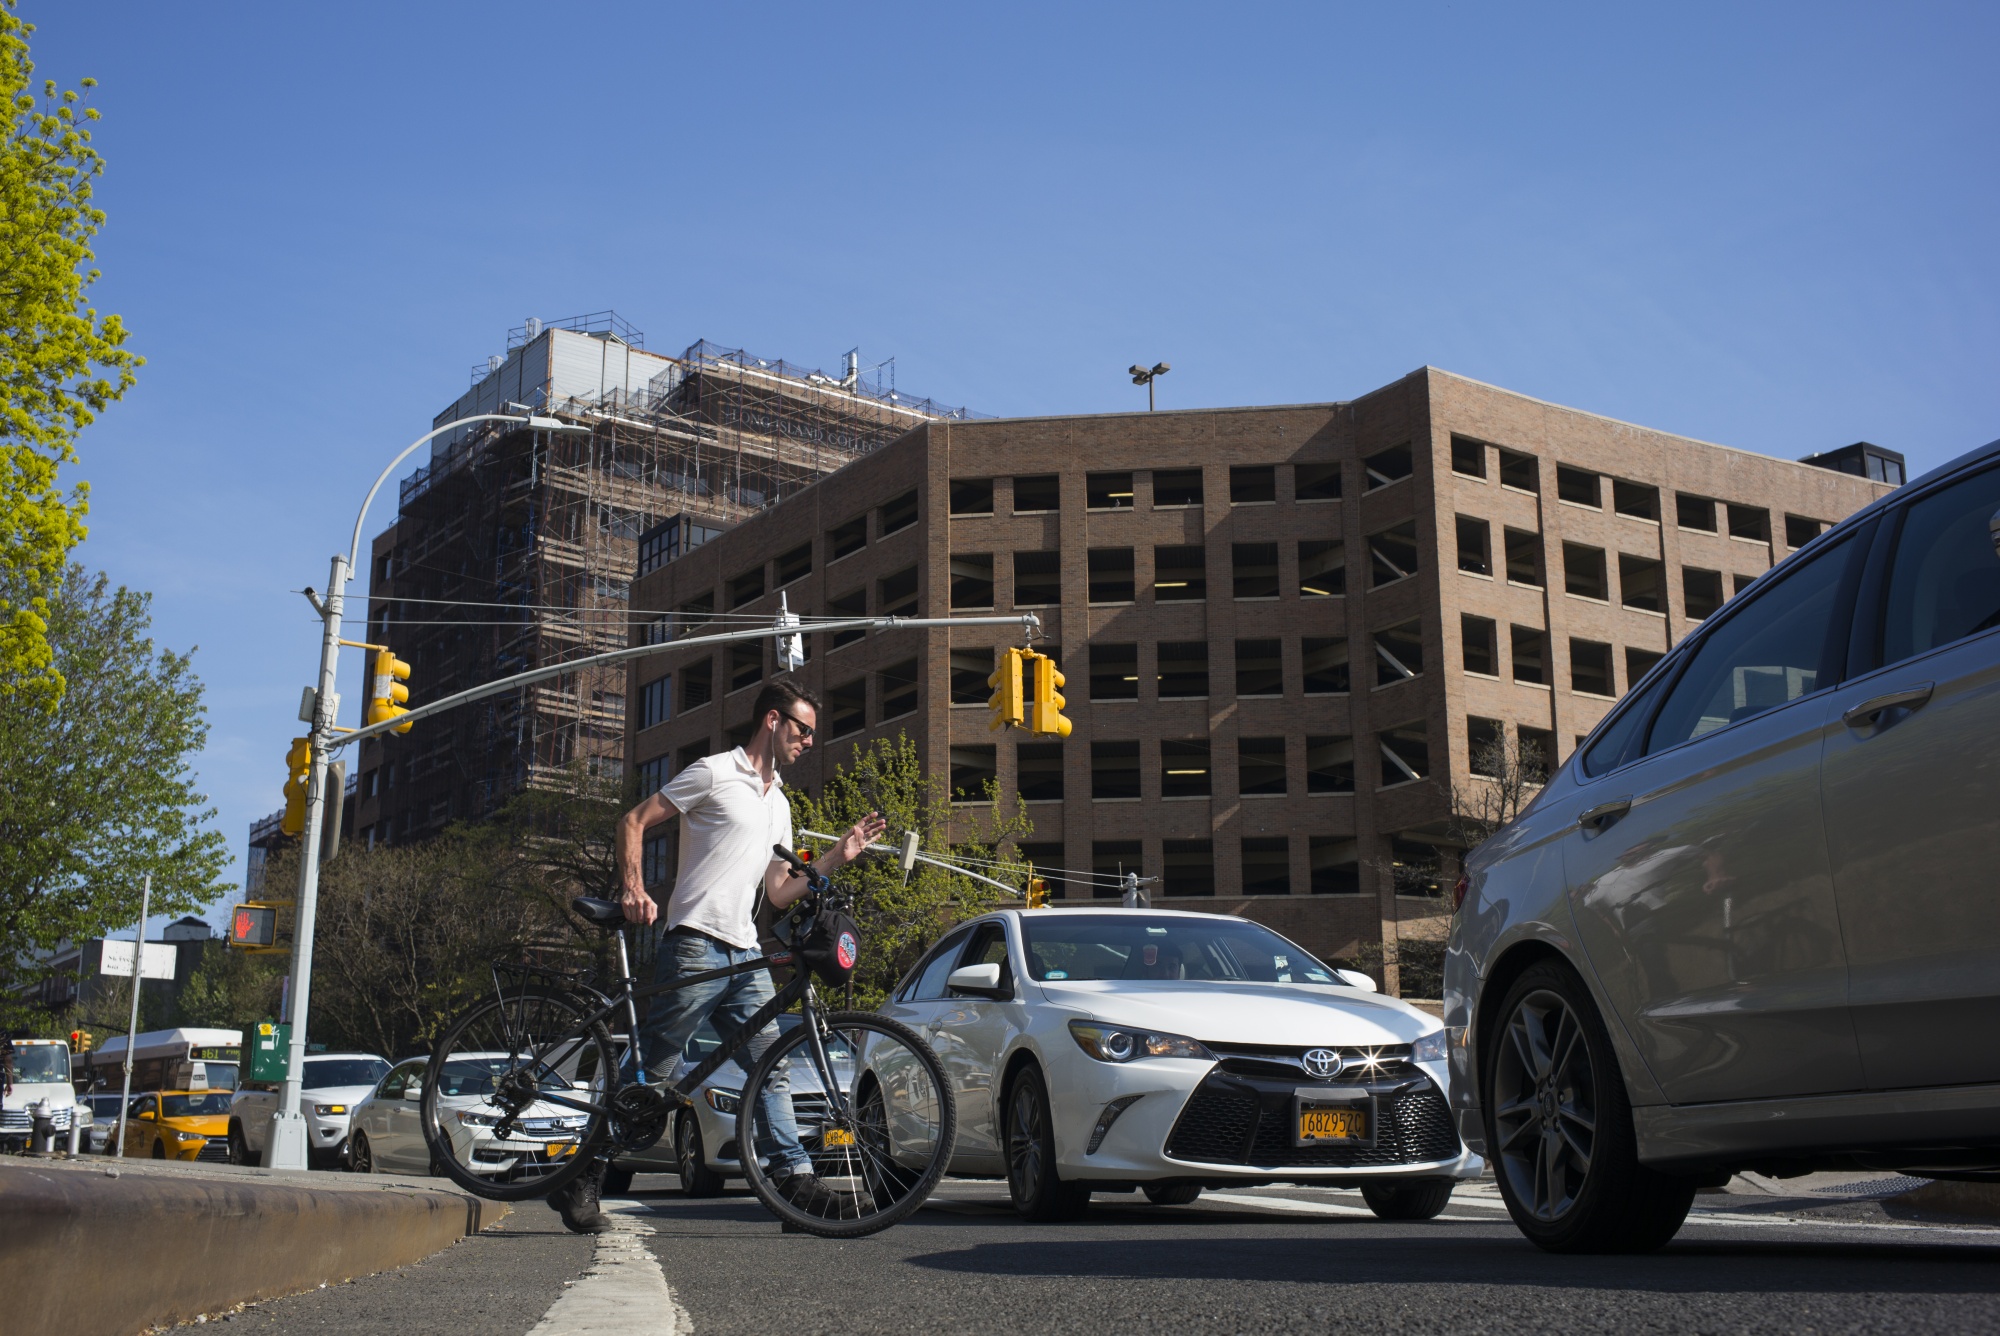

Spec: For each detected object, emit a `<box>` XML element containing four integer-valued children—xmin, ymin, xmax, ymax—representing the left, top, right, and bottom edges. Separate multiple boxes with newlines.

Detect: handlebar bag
<box><xmin>801</xmin><ymin>907</ymin><xmax>861</xmax><ymax>987</ymax></box>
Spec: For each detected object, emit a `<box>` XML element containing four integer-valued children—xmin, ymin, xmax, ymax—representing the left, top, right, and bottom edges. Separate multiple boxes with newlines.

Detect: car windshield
<box><xmin>437</xmin><ymin>1058</ymin><xmax>573</xmax><ymax>1097</ymax></box>
<box><xmin>10</xmin><ymin>1045</ymin><xmax>68</xmax><ymax>1083</ymax></box>
<box><xmin>1021</xmin><ymin>915</ymin><xmax>1340</xmax><ymax>985</ymax></box>
<box><xmin>304</xmin><ymin>1059</ymin><xmax>390</xmax><ymax>1089</ymax></box>
<box><xmin>162</xmin><ymin>1092</ymin><xmax>233</xmax><ymax>1117</ymax></box>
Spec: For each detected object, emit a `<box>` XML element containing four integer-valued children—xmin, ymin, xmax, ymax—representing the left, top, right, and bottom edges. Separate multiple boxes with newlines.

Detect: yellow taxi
<box><xmin>121</xmin><ymin>1089</ymin><xmax>233</xmax><ymax>1161</ymax></box>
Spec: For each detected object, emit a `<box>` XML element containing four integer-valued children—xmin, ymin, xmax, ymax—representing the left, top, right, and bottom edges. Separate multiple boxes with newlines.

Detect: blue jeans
<box><xmin>638</xmin><ymin>930</ymin><xmax>811</xmax><ymax>1179</ymax></box>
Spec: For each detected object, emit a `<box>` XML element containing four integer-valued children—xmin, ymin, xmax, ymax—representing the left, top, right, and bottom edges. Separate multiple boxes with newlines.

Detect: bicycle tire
<box><xmin>736</xmin><ymin>1010</ymin><xmax>956</xmax><ymax>1238</ymax></box>
<box><xmin>420</xmin><ymin>983</ymin><xmax>617</xmax><ymax>1202</ymax></box>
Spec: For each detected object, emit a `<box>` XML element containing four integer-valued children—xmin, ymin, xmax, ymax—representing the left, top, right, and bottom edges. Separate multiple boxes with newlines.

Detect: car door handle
<box><xmin>1841</xmin><ymin>682</ymin><xmax>1934</xmax><ymax>729</ymax></box>
<box><xmin>1578</xmin><ymin>798</ymin><xmax>1631</xmax><ymax>831</ymax></box>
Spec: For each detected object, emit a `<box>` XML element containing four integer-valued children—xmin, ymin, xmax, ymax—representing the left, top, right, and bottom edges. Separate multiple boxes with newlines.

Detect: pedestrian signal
<box><xmin>367</xmin><ymin>649</ymin><xmax>413</xmax><ymax>733</ymax></box>
<box><xmin>230</xmin><ymin>903</ymin><xmax>278</xmax><ymax>949</ymax></box>
<box><xmin>1026</xmin><ymin>650</ymin><xmax>1073</xmax><ymax>738</ymax></box>
<box><xmin>280</xmin><ymin>736</ymin><xmax>312</xmax><ymax>836</ymax></box>
<box><xmin>986</xmin><ymin>647</ymin><xmax>1025</xmax><ymax>732</ymax></box>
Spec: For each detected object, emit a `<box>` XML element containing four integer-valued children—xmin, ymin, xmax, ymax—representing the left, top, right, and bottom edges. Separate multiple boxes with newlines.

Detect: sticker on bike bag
<box><xmin>836</xmin><ymin>931</ymin><xmax>858</xmax><ymax>971</ymax></box>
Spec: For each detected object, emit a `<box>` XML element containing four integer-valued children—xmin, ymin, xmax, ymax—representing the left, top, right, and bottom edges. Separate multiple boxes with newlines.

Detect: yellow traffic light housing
<box><xmin>367</xmin><ymin>649</ymin><xmax>413</xmax><ymax>733</ymax></box>
<box><xmin>70</xmin><ymin>1029</ymin><xmax>92</xmax><ymax>1053</ymax></box>
<box><xmin>1027</xmin><ymin>650</ymin><xmax>1073</xmax><ymax>738</ymax></box>
<box><xmin>987</xmin><ymin>647</ymin><xmax>1025</xmax><ymax>732</ymax></box>
<box><xmin>1026</xmin><ymin>875</ymin><xmax>1049</xmax><ymax>910</ymax></box>
<box><xmin>280</xmin><ymin>736</ymin><xmax>312</xmax><ymax>836</ymax></box>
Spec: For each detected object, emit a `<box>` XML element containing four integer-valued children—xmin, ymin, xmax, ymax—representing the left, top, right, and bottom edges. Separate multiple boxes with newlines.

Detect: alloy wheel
<box><xmin>1007</xmin><ymin>1084</ymin><xmax>1043</xmax><ymax>1198</ymax></box>
<box><xmin>1490</xmin><ymin>988</ymin><xmax>1598</xmax><ymax>1222</ymax></box>
<box><xmin>351</xmin><ymin>1132</ymin><xmax>374</xmax><ymax>1174</ymax></box>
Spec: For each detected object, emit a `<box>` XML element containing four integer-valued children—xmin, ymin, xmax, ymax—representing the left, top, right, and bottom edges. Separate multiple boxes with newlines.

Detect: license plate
<box><xmin>1297</xmin><ymin>1106</ymin><xmax>1368</xmax><ymax>1143</ymax></box>
<box><xmin>821</xmin><ymin>1128</ymin><xmax>856</xmax><ymax>1147</ymax></box>
<box><xmin>545</xmin><ymin>1142</ymin><xmax>578</xmax><ymax>1157</ymax></box>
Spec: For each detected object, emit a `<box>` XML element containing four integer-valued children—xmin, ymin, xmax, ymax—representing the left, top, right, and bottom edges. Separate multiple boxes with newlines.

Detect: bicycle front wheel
<box><xmin>737</xmin><ymin>1010</ymin><xmax>956</xmax><ymax>1238</ymax></box>
<box><xmin>420</xmin><ymin>983</ymin><xmax>617</xmax><ymax>1202</ymax></box>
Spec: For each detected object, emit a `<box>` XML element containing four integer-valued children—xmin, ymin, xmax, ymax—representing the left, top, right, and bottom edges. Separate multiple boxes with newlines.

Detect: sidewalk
<box><xmin>1</xmin><ymin>1154</ymin><xmax>509</xmax><ymax>1335</ymax></box>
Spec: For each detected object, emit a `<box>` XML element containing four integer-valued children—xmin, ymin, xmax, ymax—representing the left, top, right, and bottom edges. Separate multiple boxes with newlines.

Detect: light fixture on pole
<box><xmin>265</xmin><ymin>408</ymin><xmax>592</xmax><ymax>1172</ymax></box>
<box><xmin>1128</xmin><ymin>362</ymin><xmax>1171</xmax><ymax>411</ymax></box>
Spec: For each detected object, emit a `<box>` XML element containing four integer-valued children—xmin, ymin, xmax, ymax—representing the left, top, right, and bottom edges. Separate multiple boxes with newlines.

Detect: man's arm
<box><xmin>617</xmin><ymin>792</ymin><xmax>679</xmax><ymax>926</ymax></box>
<box><xmin>765</xmin><ymin>812</ymin><xmax>889</xmax><ymax>911</ymax></box>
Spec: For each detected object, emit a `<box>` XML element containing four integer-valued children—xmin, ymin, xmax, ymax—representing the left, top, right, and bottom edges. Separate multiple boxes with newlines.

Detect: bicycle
<box><xmin>419</xmin><ymin>844</ymin><xmax>957</xmax><ymax>1238</ymax></box>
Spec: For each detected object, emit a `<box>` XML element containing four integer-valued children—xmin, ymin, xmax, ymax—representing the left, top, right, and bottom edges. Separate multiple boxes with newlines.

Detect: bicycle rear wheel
<box><xmin>420</xmin><ymin>983</ymin><xmax>617</xmax><ymax>1201</ymax></box>
<box><xmin>737</xmin><ymin>1010</ymin><xmax>956</xmax><ymax>1238</ymax></box>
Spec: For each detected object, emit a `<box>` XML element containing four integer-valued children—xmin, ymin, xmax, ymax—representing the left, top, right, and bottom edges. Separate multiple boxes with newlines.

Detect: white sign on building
<box><xmin>99</xmin><ymin>940</ymin><xmax>178</xmax><ymax>981</ymax></box>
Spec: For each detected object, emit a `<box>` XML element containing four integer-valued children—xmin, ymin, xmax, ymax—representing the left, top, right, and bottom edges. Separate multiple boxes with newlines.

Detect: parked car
<box><xmin>605</xmin><ymin>1014</ymin><xmax>846</xmax><ymax>1197</ymax></box>
<box><xmin>78</xmin><ymin>1093</ymin><xmax>129</xmax><ymax>1154</ymax></box>
<box><xmin>227</xmin><ymin>1053</ymin><xmax>389</xmax><ymax>1167</ymax></box>
<box><xmin>880</xmin><ymin>908</ymin><xmax>1477</xmax><ymax>1221</ymax></box>
<box><xmin>347</xmin><ymin>1053</ymin><xmax>589</xmax><ymax>1179</ymax></box>
<box><xmin>1449</xmin><ymin>435</ymin><xmax>2000</xmax><ymax>1254</ymax></box>
<box><xmin>119</xmin><ymin>1090</ymin><xmax>232</xmax><ymax>1161</ymax></box>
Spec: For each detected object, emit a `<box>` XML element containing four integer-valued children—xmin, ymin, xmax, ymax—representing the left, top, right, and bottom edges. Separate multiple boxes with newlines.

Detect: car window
<box><xmin>378</xmin><ymin>1062</ymin><xmax>418</xmax><ymax>1100</ymax></box>
<box><xmin>134</xmin><ymin>1095</ymin><xmax>156</xmax><ymax>1117</ymax></box>
<box><xmin>304</xmin><ymin>1059</ymin><xmax>390</xmax><ymax>1089</ymax></box>
<box><xmin>903</xmin><ymin>929</ymin><xmax>973</xmax><ymax>1001</ymax></box>
<box><xmin>1646</xmin><ymin>537</ymin><xmax>1855</xmax><ymax>753</ymax></box>
<box><xmin>163</xmin><ymin>1092</ymin><xmax>233</xmax><ymax>1117</ymax></box>
<box><xmin>1881</xmin><ymin>464</ymin><xmax>2000</xmax><ymax>666</ymax></box>
<box><xmin>950</xmin><ymin>924</ymin><xmax>1013</xmax><ymax>994</ymax></box>
<box><xmin>1580</xmin><ymin>672</ymin><xmax>1671</xmax><ymax>777</ymax></box>
<box><xmin>1021</xmin><ymin>914</ymin><xmax>1337</xmax><ymax>984</ymax></box>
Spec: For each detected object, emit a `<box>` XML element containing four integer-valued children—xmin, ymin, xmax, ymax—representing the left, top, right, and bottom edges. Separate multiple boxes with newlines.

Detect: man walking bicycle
<box><xmin>548</xmin><ymin>676</ymin><xmax>886</xmax><ymax>1233</ymax></box>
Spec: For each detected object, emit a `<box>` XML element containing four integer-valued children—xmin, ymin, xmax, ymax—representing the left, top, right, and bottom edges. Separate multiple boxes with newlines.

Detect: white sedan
<box><xmin>347</xmin><ymin>1053</ymin><xmax>589</xmax><ymax>1179</ymax></box>
<box><xmin>880</xmin><ymin>909</ymin><xmax>1482</xmax><ymax>1221</ymax></box>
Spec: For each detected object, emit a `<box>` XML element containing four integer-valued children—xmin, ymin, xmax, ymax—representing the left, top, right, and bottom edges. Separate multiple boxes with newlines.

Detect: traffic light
<box><xmin>69</xmin><ymin>1030</ymin><xmax>92</xmax><ymax>1053</ymax></box>
<box><xmin>1025</xmin><ymin>876</ymin><xmax>1049</xmax><ymax>910</ymax></box>
<box><xmin>986</xmin><ymin>647</ymin><xmax>1025</xmax><ymax>732</ymax></box>
<box><xmin>230</xmin><ymin>903</ymin><xmax>278</xmax><ymax>948</ymax></box>
<box><xmin>367</xmin><ymin>649</ymin><xmax>413</xmax><ymax>733</ymax></box>
<box><xmin>1027</xmin><ymin>650</ymin><xmax>1073</xmax><ymax>738</ymax></box>
<box><xmin>280</xmin><ymin>736</ymin><xmax>312</xmax><ymax>836</ymax></box>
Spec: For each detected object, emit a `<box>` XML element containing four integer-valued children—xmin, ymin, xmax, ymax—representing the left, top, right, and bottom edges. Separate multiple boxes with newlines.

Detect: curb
<box><xmin>1893</xmin><ymin>1178</ymin><xmax>2000</xmax><ymax>1220</ymax></box>
<box><xmin>1</xmin><ymin>1158</ymin><xmax>508</xmax><ymax>1334</ymax></box>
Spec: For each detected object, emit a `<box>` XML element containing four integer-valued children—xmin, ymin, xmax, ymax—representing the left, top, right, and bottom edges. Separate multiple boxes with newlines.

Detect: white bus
<box><xmin>76</xmin><ymin>1027</ymin><xmax>243</xmax><ymax>1095</ymax></box>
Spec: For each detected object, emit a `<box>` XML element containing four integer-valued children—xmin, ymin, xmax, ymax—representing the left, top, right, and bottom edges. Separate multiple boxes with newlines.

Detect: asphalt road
<box><xmin>223</xmin><ymin>1175</ymin><xmax>2000</xmax><ymax>1335</ymax></box>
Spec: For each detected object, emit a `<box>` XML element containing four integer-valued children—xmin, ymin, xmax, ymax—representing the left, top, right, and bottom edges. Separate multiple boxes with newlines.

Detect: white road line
<box><xmin>1201</xmin><ymin>1191</ymin><xmax>1502</xmax><ymax>1223</ymax></box>
<box><xmin>528</xmin><ymin>1201</ymin><xmax>691</xmax><ymax>1336</ymax></box>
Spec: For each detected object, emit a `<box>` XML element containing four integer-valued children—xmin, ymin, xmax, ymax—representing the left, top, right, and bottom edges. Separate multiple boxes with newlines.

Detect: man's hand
<box><xmin>620</xmin><ymin>883</ymin><xmax>659</xmax><ymax>927</ymax></box>
<box><xmin>833</xmin><ymin>812</ymin><xmax>889</xmax><ymax>866</ymax></box>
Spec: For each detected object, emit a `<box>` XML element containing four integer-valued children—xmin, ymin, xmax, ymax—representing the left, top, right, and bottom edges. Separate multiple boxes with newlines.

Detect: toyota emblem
<box><xmin>1302</xmin><ymin>1048</ymin><xmax>1344</xmax><ymax>1079</ymax></box>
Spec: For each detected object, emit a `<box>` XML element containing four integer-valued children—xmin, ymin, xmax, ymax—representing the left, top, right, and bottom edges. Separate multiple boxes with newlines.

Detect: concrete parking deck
<box><xmin>0</xmin><ymin>1155</ymin><xmax>509</xmax><ymax>1335</ymax></box>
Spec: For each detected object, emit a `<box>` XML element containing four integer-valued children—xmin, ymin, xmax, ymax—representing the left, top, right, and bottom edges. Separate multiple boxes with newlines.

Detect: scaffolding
<box><xmin>362</xmin><ymin>318</ymin><xmax>983</xmax><ymax>844</ymax></box>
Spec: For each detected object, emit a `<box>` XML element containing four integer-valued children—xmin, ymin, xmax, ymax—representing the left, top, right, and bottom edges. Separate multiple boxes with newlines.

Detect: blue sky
<box><xmin>30</xmin><ymin>2</ymin><xmax>2000</xmax><ymax>930</ymax></box>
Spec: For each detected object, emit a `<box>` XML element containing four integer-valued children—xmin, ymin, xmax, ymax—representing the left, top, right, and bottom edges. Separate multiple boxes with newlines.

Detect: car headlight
<box><xmin>455</xmin><ymin>1111</ymin><xmax>499</xmax><ymax>1127</ymax></box>
<box><xmin>1068</xmin><ymin>1020</ymin><xmax>1213</xmax><ymax>1064</ymax></box>
<box><xmin>705</xmin><ymin>1088</ymin><xmax>741</xmax><ymax>1115</ymax></box>
<box><xmin>314</xmin><ymin>1104</ymin><xmax>347</xmax><ymax>1116</ymax></box>
<box><xmin>1412</xmin><ymin>1030</ymin><xmax>1448</xmax><ymax>1064</ymax></box>
<box><xmin>175</xmin><ymin>1130</ymin><xmax>204</xmax><ymax>1142</ymax></box>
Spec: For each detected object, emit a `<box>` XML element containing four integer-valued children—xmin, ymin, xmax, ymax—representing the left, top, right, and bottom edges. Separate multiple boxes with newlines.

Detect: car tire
<box><xmin>1005</xmin><ymin>1066</ymin><xmax>1091</xmax><ymax>1223</ymax></box>
<box><xmin>228</xmin><ymin>1122</ymin><xmax>259</xmax><ymax>1168</ymax></box>
<box><xmin>1143</xmin><ymin>1184</ymin><xmax>1202</xmax><ymax>1206</ymax></box>
<box><xmin>349</xmin><ymin>1131</ymin><xmax>375</xmax><ymax>1175</ymax></box>
<box><xmin>601</xmin><ymin>1165</ymin><xmax>636</xmax><ymax>1197</ymax></box>
<box><xmin>1484</xmin><ymin>959</ymin><xmax>1696</xmax><ymax>1254</ymax></box>
<box><xmin>675</xmin><ymin>1113</ymin><xmax>725</xmax><ymax>1198</ymax></box>
<box><xmin>1360</xmin><ymin>1178</ymin><xmax>1454</xmax><ymax>1221</ymax></box>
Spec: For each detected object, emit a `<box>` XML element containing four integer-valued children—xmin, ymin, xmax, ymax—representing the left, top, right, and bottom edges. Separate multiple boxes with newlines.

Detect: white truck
<box><xmin>227</xmin><ymin>1052</ymin><xmax>390</xmax><ymax>1167</ymax></box>
<box><xmin>2</xmin><ymin>1037</ymin><xmax>79</xmax><ymax>1152</ymax></box>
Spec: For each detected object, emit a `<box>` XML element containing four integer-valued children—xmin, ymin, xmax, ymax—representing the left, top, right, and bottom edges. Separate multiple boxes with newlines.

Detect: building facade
<box><xmin>623</xmin><ymin>367</ymin><xmax>1894</xmax><ymax>987</ymax></box>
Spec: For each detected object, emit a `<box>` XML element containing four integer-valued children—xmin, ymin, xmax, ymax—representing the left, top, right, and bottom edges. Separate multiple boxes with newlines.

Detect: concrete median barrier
<box><xmin>1</xmin><ymin>1156</ymin><xmax>509</xmax><ymax>1335</ymax></box>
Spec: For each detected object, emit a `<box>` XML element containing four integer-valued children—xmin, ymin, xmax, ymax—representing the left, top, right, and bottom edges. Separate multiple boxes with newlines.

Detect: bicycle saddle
<box><xmin>571</xmin><ymin>897</ymin><xmax>628</xmax><ymax>928</ymax></box>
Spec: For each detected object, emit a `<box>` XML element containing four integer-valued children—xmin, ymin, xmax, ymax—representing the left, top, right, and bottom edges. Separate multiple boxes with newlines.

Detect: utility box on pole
<box><xmin>248</xmin><ymin>1021</ymin><xmax>291</xmax><ymax>1083</ymax></box>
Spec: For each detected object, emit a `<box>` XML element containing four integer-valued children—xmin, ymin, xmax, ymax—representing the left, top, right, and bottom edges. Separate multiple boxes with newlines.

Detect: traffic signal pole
<box><xmin>266</xmin><ymin>550</ymin><xmax>347</xmax><ymax>1172</ymax></box>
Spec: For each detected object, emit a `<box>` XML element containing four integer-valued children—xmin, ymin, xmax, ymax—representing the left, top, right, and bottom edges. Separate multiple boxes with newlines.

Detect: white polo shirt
<box><xmin>658</xmin><ymin>747</ymin><xmax>794</xmax><ymax>951</ymax></box>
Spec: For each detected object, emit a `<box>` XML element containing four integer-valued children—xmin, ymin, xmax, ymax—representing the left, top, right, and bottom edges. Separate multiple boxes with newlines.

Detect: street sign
<box><xmin>99</xmin><ymin>939</ymin><xmax>177</xmax><ymax>981</ymax></box>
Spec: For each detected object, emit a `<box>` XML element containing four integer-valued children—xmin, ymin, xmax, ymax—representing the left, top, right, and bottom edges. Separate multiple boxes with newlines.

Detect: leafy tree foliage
<box><xmin>0</xmin><ymin>565</ymin><xmax>229</xmax><ymax>977</ymax></box>
<box><xmin>788</xmin><ymin>733</ymin><xmax>1034</xmax><ymax>1007</ymax></box>
<box><xmin>0</xmin><ymin>4</ymin><xmax>140</xmax><ymax>703</ymax></box>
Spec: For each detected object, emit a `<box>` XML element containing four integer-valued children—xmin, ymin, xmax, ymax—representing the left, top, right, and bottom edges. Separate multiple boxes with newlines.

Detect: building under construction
<box><xmin>349</xmin><ymin>313</ymin><xmax>979</xmax><ymax>847</ymax></box>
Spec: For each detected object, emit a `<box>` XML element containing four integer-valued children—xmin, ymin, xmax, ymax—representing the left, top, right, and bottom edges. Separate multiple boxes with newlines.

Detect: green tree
<box><xmin>174</xmin><ymin>940</ymin><xmax>285</xmax><ymax>1033</ymax></box>
<box><xmin>788</xmin><ymin>733</ymin><xmax>1035</xmax><ymax>1007</ymax></box>
<box><xmin>0</xmin><ymin>565</ymin><xmax>229</xmax><ymax>978</ymax></box>
<box><xmin>0</xmin><ymin>4</ymin><xmax>140</xmax><ymax>703</ymax></box>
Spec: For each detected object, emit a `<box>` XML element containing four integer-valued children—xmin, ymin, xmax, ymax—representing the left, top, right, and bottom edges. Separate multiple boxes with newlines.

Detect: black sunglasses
<box><xmin>777</xmin><ymin>710</ymin><xmax>815</xmax><ymax>740</ymax></box>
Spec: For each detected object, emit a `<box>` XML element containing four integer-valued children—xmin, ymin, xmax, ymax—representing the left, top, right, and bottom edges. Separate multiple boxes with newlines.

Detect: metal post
<box><xmin>268</xmin><ymin>552</ymin><xmax>347</xmax><ymax>1171</ymax></box>
<box><xmin>114</xmin><ymin>873</ymin><xmax>151</xmax><ymax>1158</ymax></box>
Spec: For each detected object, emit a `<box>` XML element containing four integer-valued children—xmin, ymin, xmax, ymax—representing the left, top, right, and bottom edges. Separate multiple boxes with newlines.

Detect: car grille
<box><xmin>1206</xmin><ymin>1043</ymin><xmax>1417</xmax><ymax>1083</ymax></box>
<box><xmin>1165</xmin><ymin>1072</ymin><xmax>1458</xmax><ymax>1168</ymax></box>
<box><xmin>196</xmin><ymin>1139</ymin><xmax>232</xmax><ymax>1163</ymax></box>
<box><xmin>0</xmin><ymin>1106</ymin><xmax>74</xmax><ymax>1132</ymax></box>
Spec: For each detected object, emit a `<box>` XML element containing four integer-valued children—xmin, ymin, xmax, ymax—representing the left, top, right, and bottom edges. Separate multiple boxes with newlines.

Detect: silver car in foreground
<box><xmin>1450</xmin><ymin>436</ymin><xmax>2000</xmax><ymax>1253</ymax></box>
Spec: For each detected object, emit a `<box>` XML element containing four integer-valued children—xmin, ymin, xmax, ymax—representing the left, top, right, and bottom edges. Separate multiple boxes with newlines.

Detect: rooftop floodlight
<box><xmin>1128</xmin><ymin>361</ymin><xmax>1172</xmax><ymax>410</ymax></box>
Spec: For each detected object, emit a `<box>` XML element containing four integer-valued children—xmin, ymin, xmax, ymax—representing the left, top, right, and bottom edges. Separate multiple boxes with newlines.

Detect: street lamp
<box><xmin>264</xmin><ymin>408</ymin><xmax>592</xmax><ymax>1171</ymax></box>
<box><xmin>1129</xmin><ymin>362</ymin><xmax>1171</xmax><ymax>411</ymax></box>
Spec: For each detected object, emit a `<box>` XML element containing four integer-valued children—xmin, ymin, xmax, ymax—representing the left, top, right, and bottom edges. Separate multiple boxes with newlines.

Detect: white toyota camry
<box><xmin>880</xmin><ymin>909</ymin><xmax>1482</xmax><ymax>1221</ymax></box>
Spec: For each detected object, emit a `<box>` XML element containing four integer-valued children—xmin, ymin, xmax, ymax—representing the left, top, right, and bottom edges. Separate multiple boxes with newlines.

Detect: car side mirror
<box><xmin>1335</xmin><ymin>969</ymin><xmax>1380</xmax><ymax>993</ymax></box>
<box><xmin>947</xmin><ymin>962</ymin><xmax>1007</xmax><ymax>998</ymax></box>
<box><xmin>403</xmin><ymin>1086</ymin><xmax>422</xmax><ymax>1100</ymax></box>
